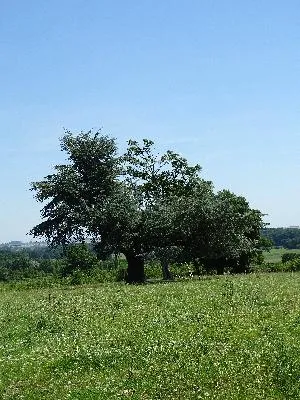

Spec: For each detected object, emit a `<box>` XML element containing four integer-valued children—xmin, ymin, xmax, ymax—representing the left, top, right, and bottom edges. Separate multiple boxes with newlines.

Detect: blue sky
<box><xmin>1</xmin><ymin>0</ymin><xmax>299</xmax><ymax>242</ymax></box>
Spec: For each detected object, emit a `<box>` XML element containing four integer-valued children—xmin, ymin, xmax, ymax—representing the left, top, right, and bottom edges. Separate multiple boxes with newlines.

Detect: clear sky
<box><xmin>1</xmin><ymin>0</ymin><xmax>299</xmax><ymax>242</ymax></box>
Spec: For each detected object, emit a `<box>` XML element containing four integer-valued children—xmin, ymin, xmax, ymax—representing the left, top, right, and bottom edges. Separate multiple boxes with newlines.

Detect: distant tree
<box><xmin>26</xmin><ymin>245</ymin><xmax>64</xmax><ymax>260</ymax></box>
<box><xmin>0</xmin><ymin>250</ymin><xmax>40</xmax><ymax>281</ymax></box>
<box><xmin>261</xmin><ymin>228</ymin><xmax>300</xmax><ymax>249</ymax></box>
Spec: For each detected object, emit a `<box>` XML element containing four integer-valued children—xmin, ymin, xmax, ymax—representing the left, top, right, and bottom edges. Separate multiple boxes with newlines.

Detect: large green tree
<box><xmin>147</xmin><ymin>187</ymin><xmax>265</xmax><ymax>275</ymax></box>
<box><xmin>30</xmin><ymin>130</ymin><xmax>265</xmax><ymax>282</ymax></box>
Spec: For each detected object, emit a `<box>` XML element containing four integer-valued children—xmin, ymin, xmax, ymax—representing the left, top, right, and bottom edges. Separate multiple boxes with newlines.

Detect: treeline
<box><xmin>261</xmin><ymin>228</ymin><xmax>300</xmax><ymax>249</ymax></box>
<box><xmin>0</xmin><ymin>244</ymin><xmax>121</xmax><ymax>283</ymax></box>
<box><xmin>0</xmin><ymin>247</ymin><xmax>62</xmax><ymax>282</ymax></box>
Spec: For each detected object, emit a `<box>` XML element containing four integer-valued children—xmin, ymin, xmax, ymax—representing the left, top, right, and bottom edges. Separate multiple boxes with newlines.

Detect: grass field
<box><xmin>2</xmin><ymin>274</ymin><xmax>300</xmax><ymax>399</ymax></box>
<box><xmin>263</xmin><ymin>247</ymin><xmax>300</xmax><ymax>263</ymax></box>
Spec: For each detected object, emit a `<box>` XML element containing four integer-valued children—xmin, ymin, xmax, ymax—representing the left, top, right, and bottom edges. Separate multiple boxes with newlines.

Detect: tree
<box><xmin>30</xmin><ymin>132</ymin><xmax>209</xmax><ymax>282</ymax></box>
<box><xmin>30</xmin><ymin>130</ymin><xmax>265</xmax><ymax>282</ymax></box>
<box><xmin>261</xmin><ymin>228</ymin><xmax>300</xmax><ymax>249</ymax></box>
<box><xmin>61</xmin><ymin>243</ymin><xmax>99</xmax><ymax>276</ymax></box>
<box><xmin>208</xmin><ymin>190</ymin><xmax>265</xmax><ymax>273</ymax></box>
<box><xmin>30</xmin><ymin>131</ymin><xmax>119</xmax><ymax>246</ymax></box>
<box><xmin>120</xmin><ymin>138</ymin><xmax>211</xmax><ymax>280</ymax></box>
<box><xmin>175</xmin><ymin>189</ymin><xmax>265</xmax><ymax>274</ymax></box>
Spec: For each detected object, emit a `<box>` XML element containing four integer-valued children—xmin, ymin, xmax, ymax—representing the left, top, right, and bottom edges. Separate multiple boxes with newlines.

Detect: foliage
<box><xmin>0</xmin><ymin>250</ymin><xmax>44</xmax><ymax>281</ymax></box>
<box><xmin>285</xmin><ymin>257</ymin><xmax>300</xmax><ymax>271</ymax></box>
<box><xmin>262</xmin><ymin>228</ymin><xmax>300</xmax><ymax>249</ymax></box>
<box><xmin>263</xmin><ymin>248</ymin><xmax>300</xmax><ymax>264</ymax></box>
<box><xmin>252</xmin><ymin>259</ymin><xmax>300</xmax><ymax>273</ymax></box>
<box><xmin>282</xmin><ymin>252</ymin><xmax>300</xmax><ymax>264</ymax></box>
<box><xmin>30</xmin><ymin>131</ymin><xmax>120</xmax><ymax>246</ymax></box>
<box><xmin>60</xmin><ymin>243</ymin><xmax>100</xmax><ymax>277</ymax></box>
<box><xmin>30</xmin><ymin>130</ymin><xmax>265</xmax><ymax>282</ymax></box>
<box><xmin>3</xmin><ymin>275</ymin><xmax>300</xmax><ymax>398</ymax></box>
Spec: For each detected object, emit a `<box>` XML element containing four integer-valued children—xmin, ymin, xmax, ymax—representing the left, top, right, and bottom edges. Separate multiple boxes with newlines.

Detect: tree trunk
<box><xmin>216</xmin><ymin>262</ymin><xmax>225</xmax><ymax>275</ymax></box>
<box><xmin>161</xmin><ymin>259</ymin><xmax>173</xmax><ymax>280</ymax></box>
<box><xmin>232</xmin><ymin>258</ymin><xmax>250</xmax><ymax>274</ymax></box>
<box><xmin>125</xmin><ymin>252</ymin><xmax>145</xmax><ymax>284</ymax></box>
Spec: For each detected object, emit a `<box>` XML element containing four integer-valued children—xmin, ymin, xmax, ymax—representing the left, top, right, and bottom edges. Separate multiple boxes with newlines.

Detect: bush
<box><xmin>0</xmin><ymin>266</ymin><xmax>9</xmax><ymax>281</ymax></box>
<box><xmin>285</xmin><ymin>258</ymin><xmax>300</xmax><ymax>272</ymax></box>
<box><xmin>60</xmin><ymin>244</ymin><xmax>100</xmax><ymax>276</ymax></box>
<box><xmin>252</xmin><ymin>259</ymin><xmax>300</xmax><ymax>273</ymax></box>
<box><xmin>144</xmin><ymin>262</ymin><xmax>162</xmax><ymax>279</ymax></box>
<box><xmin>282</xmin><ymin>253</ymin><xmax>300</xmax><ymax>264</ymax></box>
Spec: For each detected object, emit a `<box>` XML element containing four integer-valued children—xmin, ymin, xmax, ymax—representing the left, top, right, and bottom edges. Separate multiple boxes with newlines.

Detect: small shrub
<box><xmin>69</xmin><ymin>269</ymin><xmax>85</xmax><ymax>285</ymax></box>
<box><xmin>0</xmin><ymin>266</ymin><xmax>9</xmax><ymax>281</ymax></box>
<box><xmin>113</xmin><ymin>266</ymin><xmax>127</xmax><ymax>282</ymax></box>
<box><xmin>144</xmin><ymin>262</ymin><xmax>162</xmax><ymax>280</ymax></box>
<box><xmin>170</xmin><ymin>262</ymin><xmax>195</xmax><ymax>279</ymax></box>
<box><xmin>282</xmin><ymin>253</ymin><xmax>300</xmax><ymax>264</ymax></box>
<box><xmin>285</xmin><ymin>257</ymin><xmax>300</xmax><ymax>272</ymax></box>
<box><xmin>252</xmin><ymin>259</ymin><xmax>300</xmax><ymax>274</ymax></box>
<box><xmin>60</xmin><ymin>244</ymin><xmax>100</xmax><ymax>276</ymax></box>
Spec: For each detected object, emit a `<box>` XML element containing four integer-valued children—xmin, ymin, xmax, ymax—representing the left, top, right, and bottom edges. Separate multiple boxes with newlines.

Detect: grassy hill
<box><xmin>2</xmin><ymin>274</ymin><xmax>300</xmax><ymax>399</ymax></box>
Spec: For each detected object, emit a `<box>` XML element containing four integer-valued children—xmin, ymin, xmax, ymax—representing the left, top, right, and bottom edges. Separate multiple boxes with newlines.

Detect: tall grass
<box><xmin>2</xmin><ymin>273</ymin><xmax>300</xmax><ymax>399</ymax></box>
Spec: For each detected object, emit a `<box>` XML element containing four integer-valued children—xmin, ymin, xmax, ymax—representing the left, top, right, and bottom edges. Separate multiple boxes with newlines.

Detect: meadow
<box><xmin>263</xmin><ymin>247</ymin><xmax>300</xmax><ymax>263</ymax></box>
<box><xmin>2</xmin><ymin>273</ymin><xmax>300</xmax><ymax>399</ymax></box>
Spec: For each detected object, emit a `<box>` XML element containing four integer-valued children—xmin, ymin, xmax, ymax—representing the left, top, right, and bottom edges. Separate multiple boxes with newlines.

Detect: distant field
<box><xmin>2</xmin><ymin>274</ymin><xmax>300</xmax><ymax>399</ymax></box>
<box><xmin>263</xmin><ymin>247</ymin><xmax>300</xmax><ymax>263</ymax></box>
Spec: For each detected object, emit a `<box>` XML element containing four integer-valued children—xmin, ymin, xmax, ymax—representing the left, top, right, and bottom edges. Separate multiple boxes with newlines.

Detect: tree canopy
<box><xmin>30</xmin><ymin>130</ymin><xmax>265</xmax><ymax>282</ymax></box>
<box><xmin>261</xmin><ymin>228</ymin><xmax>300</xmax><ymax>249</ymax></box>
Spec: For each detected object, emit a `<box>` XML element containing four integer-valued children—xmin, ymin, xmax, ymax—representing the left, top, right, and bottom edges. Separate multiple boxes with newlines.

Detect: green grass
<box><xmin>2</xmin><ymin>274</ymin><xmax>300</xmax><ymax>399</ymax></box>
<box><xmin>263</xmin><ymin>248</ymin><xmax>300</xmax><ymax>263</ymax></box>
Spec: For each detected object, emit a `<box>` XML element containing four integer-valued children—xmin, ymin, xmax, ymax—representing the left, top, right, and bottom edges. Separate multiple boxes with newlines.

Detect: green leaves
<box><xmin>30</xmin><ymin>132</ymin><xmax>120</xmax><ymax>247</ymax></box>
<box><xmin>30</xmin><ymin>130</ymin><xmax>265</xmax><ymax>278</ymax></box>
<box><xmin>122</xmin><ymin>138</ymin><xmax>203</xmax><ymax>205</ymax></box>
